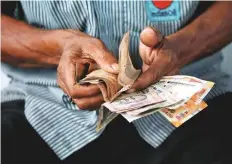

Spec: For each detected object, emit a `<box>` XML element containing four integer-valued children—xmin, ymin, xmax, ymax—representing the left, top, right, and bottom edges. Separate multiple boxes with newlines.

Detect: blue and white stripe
<box><xmin>1</xmin><ymin>1</ymin><xmax>230</xmax><ymax>160</ymax></box>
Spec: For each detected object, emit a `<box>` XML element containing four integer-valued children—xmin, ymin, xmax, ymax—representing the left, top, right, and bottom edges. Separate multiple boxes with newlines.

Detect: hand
<box><xmin>57</xmin><ymin>30</ymin><xmax>119</xmax><ymax>110</ymax></box>
<box><xmin>129</xmin><ymin>27</ymin><xmax>180</xmax><ymax>92</ymax></box>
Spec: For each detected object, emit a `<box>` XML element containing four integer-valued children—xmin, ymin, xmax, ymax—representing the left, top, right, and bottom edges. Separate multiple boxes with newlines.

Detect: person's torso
<box><xmin>3</xmin><ymin>1</ymin><xmax>223</xmax><ymax>87</ymax></box>
<box><xmin>21</xmin><ymin>1</ymin><xmax>199</xmax><ymax>67</ymax></box>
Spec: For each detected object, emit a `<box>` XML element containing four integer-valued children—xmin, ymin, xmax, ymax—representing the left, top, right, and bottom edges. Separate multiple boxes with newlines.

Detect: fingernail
<box><xmin>127</xmin><ymin>88</ymin><xmax>136</xmax><ymax>94</ymax></box>
<box><xmin>110</xmin><ymin>63</ymin><xmax>119</xmax><ymax>72</ymax></box>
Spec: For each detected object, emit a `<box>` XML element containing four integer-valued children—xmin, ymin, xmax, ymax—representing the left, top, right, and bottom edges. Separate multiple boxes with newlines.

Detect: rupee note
<box><xmin>79</xmin><ymin>32</ymin><xmax>141</xmax><ymax>131</ymax></box>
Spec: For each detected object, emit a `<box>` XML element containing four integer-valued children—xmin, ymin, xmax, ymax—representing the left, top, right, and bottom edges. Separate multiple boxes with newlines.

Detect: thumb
<box><xmin>140</xmin><ymin>27</ymin><xmax>163</xmax><ymax>48</ymax></box>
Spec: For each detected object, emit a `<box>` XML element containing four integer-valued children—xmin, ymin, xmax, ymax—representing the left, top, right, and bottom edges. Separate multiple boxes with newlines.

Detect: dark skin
<box><xmin>1</xmin><ymin>2</ymin><xmax>232</xmax><ymax>109</ymax></box>
<box><xmin>1</xmin><ymin>15</ymin><xmax>119</xmax><ymax>109</ymax></box>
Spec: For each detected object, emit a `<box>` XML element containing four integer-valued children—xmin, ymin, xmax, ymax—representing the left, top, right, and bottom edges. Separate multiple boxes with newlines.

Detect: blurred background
<box><xmin>1</xmin><ymin>43</ymin><xmax>232</xmax><ymax>90</ymax></box>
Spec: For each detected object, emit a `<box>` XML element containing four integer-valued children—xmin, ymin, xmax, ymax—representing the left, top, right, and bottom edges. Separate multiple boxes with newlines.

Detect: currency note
<box><xmin>79</xmin><ymin>32</ymin><xmax>141</xmax><ymax>131</ymax></box>
<box><xmin>159</xmin><ymin>100</ymin><xmax>208</xmax><ymax>127</ymax></box>
<box><xmin>79</xmin><ymin>32</ymin><xmax>141</xmax><ymax>102</ymax></box>
<box><xmin>122</xmin><ymin>81</ymin><xmax>213</xmax><ymax>124</ymax></box>
<box><xmin>96</xmin><ymin>106</ymin><xmax>118</xmax><ymax>132</ymax></box>
<box><xmin>80</xmin><ymin>69</ymin><xmax>121</xmax><ymax>101</ymax></box>
<box><xmin>103</xmin><ymin>87</ymin><xmax>164</xmax><ymax>113</ymax></box>
<box><xmin>162</xmin><ymin>75</ymin><xmax>215</xmax><ymax>103</ymax></box>
<box><xmin>122</xmin><ymin>95</ymin><xmax>207</xmax><ymax>123</ymax></box>
<box><xmin>125</xmin><ymin>77</ymin><xmax>204</xmax><ymax>116</ymax></box>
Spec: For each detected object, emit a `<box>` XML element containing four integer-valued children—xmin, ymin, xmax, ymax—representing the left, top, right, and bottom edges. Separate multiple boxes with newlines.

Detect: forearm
<box><xmin>169</xmin><ymin>1</ymin><xmax>232</xmax><ymax>67</ymax></box>
<box><xmin>1</xmin><ymin>15</ymin><xmax>61</xmax><ymax>67</ymax></box>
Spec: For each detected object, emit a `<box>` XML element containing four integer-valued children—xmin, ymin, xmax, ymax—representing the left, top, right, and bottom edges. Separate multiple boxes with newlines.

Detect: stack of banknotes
<box><xmin>79</xmin><ymin>32</ymin><xmax>214</xmax><ymax>131</ymax></box>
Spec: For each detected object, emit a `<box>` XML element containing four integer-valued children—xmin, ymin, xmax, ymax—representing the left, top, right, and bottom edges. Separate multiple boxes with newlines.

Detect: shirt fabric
<box><xmin>1</xmin><ymin>1</ymin><xmax>231</xmax><ymax>160</ymax></box>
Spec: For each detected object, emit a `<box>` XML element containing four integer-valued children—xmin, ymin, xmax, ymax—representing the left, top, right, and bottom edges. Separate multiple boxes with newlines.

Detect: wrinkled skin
<box><xmin>56</xmin><ymin>30</ymin><xmax>119</xmax><ymax>110</ymax></box>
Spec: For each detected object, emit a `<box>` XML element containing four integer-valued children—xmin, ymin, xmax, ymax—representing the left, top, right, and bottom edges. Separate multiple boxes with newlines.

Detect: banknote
<box><xmin>80</xmin><ymin>69</ymin><xmax>121</xmax><ymax>102</ymax></box>
<box><xmin>159</xmin><ymin>80</ymin><xmax>214</xmax><ymax>127</ymax></box>
<box><xmin>96</xmin><ymin>106</ymin><xmax>118</xmax><ymax>132</ymax></box>
<box><xmin>122</xmin><ymin>94</ymin><xmax>207</xmax><ymax>123</ymax></box>
<box><xmin>159</xmin><ymin>100</ymin><xmax>208</xmax><ymax>127</ymax></box>
<box><xmin>125</xmin><ymin>77</ymin><xmax>204</xmax><ymax>116</ymax></box>
<box><xmin>122</xmin><ymin>81</ymin><xmax>213</xmax><ymax>124</ymax></box>
<box><xmin>103</xmin><ymin>87</ymin><xmax>164</xmax><ymax>113</ymax></box>
<box><xmin>79</xmin><ymin>32</ymin><xmax>141</xmax><ymax>131</ymax></box>
<box><xmin>79</xmin><ymin>32</ymin><xmax>140</xmax><ymax>102</ymax></box>
<box><xmin>97</xmin><ymin>75</ymin><xmax>214</xmax><ymax>129</ymax></box>
<box><xmin>161</xmin><ymin>75</ymin><xmax>215</xmax><ymax>103</ymax></box>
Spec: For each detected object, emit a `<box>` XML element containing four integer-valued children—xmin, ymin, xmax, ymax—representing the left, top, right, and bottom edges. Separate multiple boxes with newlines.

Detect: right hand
<box><xmin>56</xmin><ymin>30</ymin><xmax>119</xmax><ymax>110</ymax></box>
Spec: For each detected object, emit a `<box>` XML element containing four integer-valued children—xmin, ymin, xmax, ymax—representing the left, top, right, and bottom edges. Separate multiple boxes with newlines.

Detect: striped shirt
<box><xmin>1</xmin><ymin>1</ymin><xmax>230</xmax><ymax>160</ymax></box>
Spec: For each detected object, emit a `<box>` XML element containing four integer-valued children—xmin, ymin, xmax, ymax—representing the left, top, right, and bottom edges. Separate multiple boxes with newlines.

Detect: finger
<box><xmin>84</xmin><ymin>42</ymin><xmax>119</xmax><ymax>74</ymax></box>
<box><xmin>72</xmin><ymin>84</ymin><xmax>101</xmax><ymax>98</ymax></box>
<box><xmin>59</xmin><ymin>53</ymin><xmax>101</xmax><ymax>98</ymax></box>
<box><xmin>129</xmin><ymin>53</ymin><xmax>171</xmax><ymax>91</ymax></box>
<box><xmin>57</xmin><ymin>74</ymin><xmax>69</xmax><ymax>95</ymax></box>
<box><xmin>140</xmin><ymin>27</ymin><xmax>163</xmax><ymax>48</ymax></box>
<box><xmin>73</xmin><ymin>94</ymin><xmax>104</xmax><ymax>110</ymax></box>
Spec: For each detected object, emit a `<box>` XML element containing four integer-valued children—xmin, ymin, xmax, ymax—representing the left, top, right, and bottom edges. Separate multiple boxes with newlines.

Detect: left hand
<box><xmin>128</xmin><ymin>27</ymin><xmax>180</xmax><ymax>92</ymax></box>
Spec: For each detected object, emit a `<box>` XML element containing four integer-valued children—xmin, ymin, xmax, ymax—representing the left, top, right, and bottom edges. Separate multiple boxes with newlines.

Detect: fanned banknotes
<box><xmin>77</xmin><ymin>32</ymin><xmax>214</xmax><ymax>131</ymax></box>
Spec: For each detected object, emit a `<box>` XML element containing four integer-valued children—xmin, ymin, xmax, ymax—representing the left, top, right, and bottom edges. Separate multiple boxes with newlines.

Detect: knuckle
<box><xmin>87</xmin><ymin>39</ymin><xmax>105</xmax><ymax>52</ymax></box>
<box><xmin>76</xmin><ymin>101</ymin><xmax>87</xmax><ymax>110</ymax></box>
<box><xmin>88</xmin><ymin>88</ymin><xmax>99</xmax><ymax>96</ymax></box>
<box><xmin>68</xmin><ymin>90</ymin><xmax>76</xmax><ymax>98</ymax></box>
<box><xmin>92</xmin><ymin>38</ymin><xmax>104</xmax><ymax>47</ymax></box>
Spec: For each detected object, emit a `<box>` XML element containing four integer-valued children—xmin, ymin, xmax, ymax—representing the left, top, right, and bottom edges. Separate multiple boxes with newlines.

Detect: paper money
<box><xmin>122</xmin><ymin>77</ymin><xmax>214</xmax><ymax>125</ymax></box>
<box><xmin>159</xmin><ymin>99</ymin><xmax>208</xmax><ymax>127</ymax></box>
<box><xmin>121</xmin><ymin>77</ymin><xmax>204</xmax><ymax>116</ymax></box>
<box><xmin>97</xmin><ymin>74</ymin><xmax>213</xmax><ymax>129</ymax></box>
<box><xmin>80</xmin><ymin>69</ymin><xmax>121</xmax><ymax>102</ymax></box>
<box><xmin>103</xmin><ymin>87</ymin><xmax>164</xmax><ymax>113</ymax></box>
<box><xmin>96</xmin><ymin>106</ymin><xmax>118</xmax><ymax>132</ymax></box>
<box><xmin>80</xmin><ymin>32</ymin><xmax>141</xmax><ymax>102</ymax></box>
<box><xmin>117</xmin><ymin>32</ymin><xmax>141</xmax><ymax>88</ymax></box>
<box><xmin>76</xmin><ymin>31</ymin><xmax>214</xmax><ymax>131</ymax></box>
<box><xmin>78</xmin><ymin>32</ymin><xmax>141</xmax><ymax>131</ymax></box>
<box><xmin>161</xmin><ymin>75</ymin><xmax>215</xmax><ymax>104</ymax></box>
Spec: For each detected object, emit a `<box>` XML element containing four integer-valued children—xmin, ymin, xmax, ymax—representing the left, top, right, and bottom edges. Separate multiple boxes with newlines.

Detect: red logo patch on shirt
<box><xmin>146</xmin><ymin>0</ymin><xmax>180</xmax><ymax>22</ymax></box>
<box><xmin>152</xmin><ymin>0</ymin><xmax>173</xmax><ymax>10</ymax></box>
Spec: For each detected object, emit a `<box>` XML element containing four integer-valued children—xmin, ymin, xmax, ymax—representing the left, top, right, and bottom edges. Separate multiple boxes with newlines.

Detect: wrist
<box><xmin>36</xmin><ymin>29</ymin><xmax>64</xmax><ymax>57</ymax></box>
<box><xmin>44</xmin><ymin>29</ymin><xmax>83</xmax><ymax>55</ymax></box>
